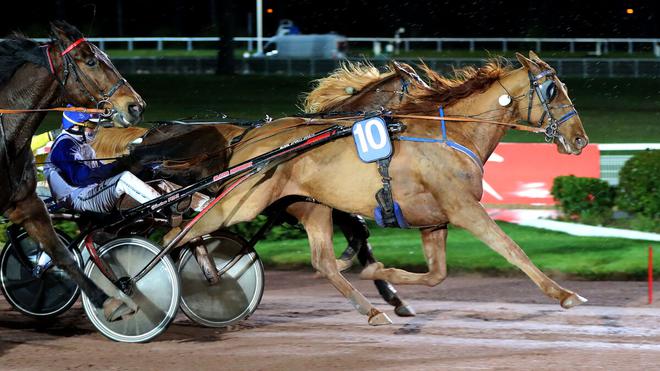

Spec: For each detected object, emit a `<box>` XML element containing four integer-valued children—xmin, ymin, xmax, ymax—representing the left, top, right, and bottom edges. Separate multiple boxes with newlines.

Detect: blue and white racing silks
<box><xmin>44</xmin><ymin>128</ymin><xmax>217</xmax><ymax>214</ymax></box>
<box><xmin>44</xmin><ymin>131</ymin><xmax>119</xmax><ymax>203</ymax></box>
<box><xmin>44</xmin><ymin>131</ymin><xmax>163</xmax><ymax>213</ymax></box>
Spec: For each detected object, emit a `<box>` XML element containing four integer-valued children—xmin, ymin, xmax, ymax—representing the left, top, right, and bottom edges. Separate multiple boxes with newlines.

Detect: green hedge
<box><xmin>551</xmin><ymin>175</ymin><xmax>615</xmax><ymax>224</ymax></box>
<box><xmin>228</xmin><ymin>214</ymin><xmax>307</xmax><ymax>241</ymax></box>
<box><xmin>616</xmin><ymin>150</ymin><xmax>660</xmax><ymax>220</ymax></box>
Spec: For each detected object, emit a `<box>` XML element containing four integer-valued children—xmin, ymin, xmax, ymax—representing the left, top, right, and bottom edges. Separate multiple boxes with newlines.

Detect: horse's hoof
<box><xmin>103</xmin><ymin>297</ymin><xmax>136</xmax><ymax>322</ymax></box>
<box><xmin>368</xmin><ymin>311</ymin><xmax>393</xmax><ymax>326</ymax></box>
<box><xmin>336</xmin><ymin>258</ymin><xmax>353</xmax><ymax>272</ymax></box>
<box><xmin>561</xmin><ymin>293</ymin><xmax>588</xmax><ymax>309</ymax></box>
<box><xmin>360</xmin><ymin>262</ymin><xmax>384</xmax><ymax>280</ymax></box>
<box><xmin>394</xmin><ymin>303</ymin><xmax>416</xmax><ymax>317</ymax></box>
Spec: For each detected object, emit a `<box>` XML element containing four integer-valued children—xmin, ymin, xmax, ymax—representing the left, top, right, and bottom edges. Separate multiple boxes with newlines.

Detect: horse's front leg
<box><xmin>360</xmin><ymin>226</ymin><xmax>448</xmax><ymax>286</ymax></box>
<box><xmin>290</xmin><ymin>203</ymin><xmax>392</xmax><ymax>325</ymax></box>
<box><xmin>5</xmin><ymin>191</ymin><xmax>136</xmax><ymax>321</ymax></box>
<box><xmin>450</xmin><ymin>200</ymin><xmax>586</xmax><ymax>308</ymax></box>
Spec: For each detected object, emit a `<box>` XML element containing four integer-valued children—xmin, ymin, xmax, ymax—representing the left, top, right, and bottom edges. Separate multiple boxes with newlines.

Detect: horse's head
<box><xmin>49</xmin><ymin>21</ymin><xmax>145</xmax><ymax>127</ymax></box>
<box><xmin>515</xmin><ymin>51</ymin><xmax>588</xmax><ymax>154</ymax></box>
<box><xmin>303</xmin><ymin>61</ymin><xmax>430</xmax><ymax>114</ymax></box>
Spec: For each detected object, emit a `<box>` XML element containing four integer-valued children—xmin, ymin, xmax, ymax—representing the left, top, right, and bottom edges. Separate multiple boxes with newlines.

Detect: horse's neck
<box><xmin>445</xmin><ymin>71</ymin><xmax>527</xmax><ymax>163</ymax></box>
<box><xmin>0</xmin><ymin>64</ymin><xmax>59</xmax><ymax>153</ymax></box>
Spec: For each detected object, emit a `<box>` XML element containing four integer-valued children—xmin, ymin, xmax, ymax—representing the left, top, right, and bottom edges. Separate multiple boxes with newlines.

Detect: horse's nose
<box><xmin>128</xmin><ymin>102</ymin><xmax>144</xmax><ymax>118</ymax></box>
<box><xmin>575</xmin><ymin>136</ymin><xmax>588</xmax><ymax>149</ymax></box>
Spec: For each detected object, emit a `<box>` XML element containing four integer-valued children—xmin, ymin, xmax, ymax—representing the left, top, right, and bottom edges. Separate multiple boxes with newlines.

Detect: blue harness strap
<box><xmin>371</xmin><ymin>108</ymin><xmax>483</xmax><ymax>228</ymax></box>
<box><xmin>399</xmin><ymin>106</ymin><xmax>483</xmax><ymax>171</ymax></box>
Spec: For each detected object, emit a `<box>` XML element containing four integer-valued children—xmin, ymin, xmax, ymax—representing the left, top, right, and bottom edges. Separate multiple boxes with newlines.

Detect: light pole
<box><xmin>256</xmin><ymin>0</ymin><xmax>263</xmax><ymax>55</ymax></box>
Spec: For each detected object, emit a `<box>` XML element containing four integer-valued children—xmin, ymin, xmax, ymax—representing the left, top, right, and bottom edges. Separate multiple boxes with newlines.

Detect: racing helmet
<box><xmin>62</xmin><ymin>105</ymin><xmax>100</xmax><ymax>139</ymax></box>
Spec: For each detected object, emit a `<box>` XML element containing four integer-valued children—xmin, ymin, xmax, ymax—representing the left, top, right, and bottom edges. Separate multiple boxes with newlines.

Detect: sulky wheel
<box><xmin>81</xmin><ymin>237</ymin><xmax>180</xmax><ymax>343</ymax></box>
<box><xmin>0</xmin><ymin>228</ymin><xmax>81</xmax><ymax>319</ymax></box>
<box><xmin>178</xmin><ymin>231</ymin><xmax>264</xmax><ymax>328</ymax></box>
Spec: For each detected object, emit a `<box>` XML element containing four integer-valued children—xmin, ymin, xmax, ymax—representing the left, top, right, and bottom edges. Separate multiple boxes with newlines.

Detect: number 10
<box><xmin>354</xmin><ymin>119</ymin><xmax>387</xmax><ymax>153</ymax></box>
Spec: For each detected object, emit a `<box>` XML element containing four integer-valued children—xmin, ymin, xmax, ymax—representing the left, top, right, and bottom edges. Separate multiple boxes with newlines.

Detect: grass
<box><xmin>256</xmin><ymin>222</ymin><xmax>656</xmax><ymax>280</ymax></box>
<box><xmin>36</xmin><ymin>75</ymin><xmax>660</xmax><ymax>143</ymax></box>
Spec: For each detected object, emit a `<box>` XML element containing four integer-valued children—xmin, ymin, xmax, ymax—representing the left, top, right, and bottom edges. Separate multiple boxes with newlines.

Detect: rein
<box><xmin>0</xmin><ymin>106</ymin><xmax>107</xmax><ymax>115</ymax></box>
<box><xmin>388</xmin><ymin>114</ymin><xmax>544</xmax><ymax>133</ymax></box>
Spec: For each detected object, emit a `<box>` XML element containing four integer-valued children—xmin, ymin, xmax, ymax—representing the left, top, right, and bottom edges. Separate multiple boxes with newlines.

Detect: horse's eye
<box><xmin>86</xmin><ymin>59</ymin><xmax>97</xmax><ymax>67</ymax></box>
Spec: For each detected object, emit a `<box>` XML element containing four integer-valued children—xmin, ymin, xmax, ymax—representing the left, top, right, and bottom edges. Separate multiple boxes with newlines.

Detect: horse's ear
<box><xmin>390</xmin><ymin>60</ymin><xmax>431</xmax><ymax>90</ymax></box>
<box><xmin>516</xmin><ymin>52</ymin><xmax>540</xmax><ymax>72</ymax></box>
<box><xmin>528</xmin><ymin>50</ymin><xmax>552</xmax><ymax>70</ymax></box>
<box><xmin>528</xmin><ymin>50</ymin><xmax>541</xmax><ymax>61</ymax></box>
<box><xmin>49</xmin><ymin>21</ymin><xmax>80</xmax><ymax>44</ymax></box>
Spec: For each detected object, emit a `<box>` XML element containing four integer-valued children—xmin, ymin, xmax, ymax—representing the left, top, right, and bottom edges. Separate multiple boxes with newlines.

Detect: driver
<box><xmin>44</xmin><ymin>109</ymin><xmax>161</xmax><ymax>213</ymax></box>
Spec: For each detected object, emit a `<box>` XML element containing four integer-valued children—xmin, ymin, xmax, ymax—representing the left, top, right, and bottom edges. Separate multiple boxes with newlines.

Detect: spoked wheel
<box><xmin>81</xmin><ymin>237</ymin><xmax>180</xmax><ymax>343</ymax></box>
<box><xmin>0</xmin><ymin>228</ymin><xmax>81</xmax><ymax>319</ymax></box>
<box><xmin>178</xmin><ymin>231</ymin><xmax>264</xmax><ymax>327</ymax></box>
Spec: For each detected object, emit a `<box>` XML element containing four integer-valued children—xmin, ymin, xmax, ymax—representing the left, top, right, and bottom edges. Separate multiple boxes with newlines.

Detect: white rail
<box><xmin>29</xmin><ymin>36</ymin><xmax>660</xmax><ymax>56</ymax></box>
<box><xmin>597</xmin><ymin>143</ymin><xmax>659</xmax><ymax>185</ymax></box>
<box><xmin>598</xmin><ymin>143</ymin><xmax>660</xmax><ymax>151</ymax></box>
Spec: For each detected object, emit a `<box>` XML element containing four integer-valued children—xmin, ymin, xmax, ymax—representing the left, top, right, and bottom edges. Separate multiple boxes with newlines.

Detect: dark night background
<box><xmin>2</xmin><ymin>0</ymin><xmax>657</xmax><ymax>38</ymax></box>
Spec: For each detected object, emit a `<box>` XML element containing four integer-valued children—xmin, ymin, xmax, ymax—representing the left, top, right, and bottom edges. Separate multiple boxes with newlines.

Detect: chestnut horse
<box><xmin>0</xmin><ymin>22</ymin><xmax>145</xmax><ymax>320</ymax></box>
<box><xmin>108</xmin><ymin>52</ymin><xmax>589</xmax><ymax>325</ymax></box>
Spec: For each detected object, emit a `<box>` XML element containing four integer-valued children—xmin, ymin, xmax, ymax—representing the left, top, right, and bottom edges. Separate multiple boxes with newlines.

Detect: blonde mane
<box><xmin>398</xmin><ymin>58</ymin><xmax>513</xmax><ymax>112</ymax></box>
<box><xmin>302</xmin><ymin>61</ymin><xmax>394</xmax><ymax>113</ymax></box>
<box><xmin>92</xmin><ymin>127</ymin><xmax>147</xmax><ymax>158</ymax></box>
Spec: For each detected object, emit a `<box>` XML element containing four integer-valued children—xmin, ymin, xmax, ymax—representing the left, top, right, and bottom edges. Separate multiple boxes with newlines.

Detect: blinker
<box><xmin>539</xmin><ymin>80</ymin><xmax>557</xmax><ymax>102</ymax></box>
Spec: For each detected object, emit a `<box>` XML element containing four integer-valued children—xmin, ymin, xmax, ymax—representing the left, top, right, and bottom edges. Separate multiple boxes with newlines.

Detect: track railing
<box><xmin>25</xmin><ymin>36</ymin><xmax>660</xmax><ymax>56</ymax></box>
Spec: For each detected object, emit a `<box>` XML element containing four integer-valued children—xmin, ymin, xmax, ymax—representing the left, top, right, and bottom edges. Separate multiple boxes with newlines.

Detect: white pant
<box><xmin>71</xmin><ymin>171</ymin><xmax>161</xmax><ymax>213</ymax></box>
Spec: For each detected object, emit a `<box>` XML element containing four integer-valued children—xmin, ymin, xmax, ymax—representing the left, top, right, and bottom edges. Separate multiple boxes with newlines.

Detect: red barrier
<box><xmin>650</xmin><ymin>246</ymin><xmax>654</xmax><ymax>305</ymax></box>
<box><xmin>482</xmin><ymin>143</ymin><xmax>601</xmax><ymax>205</ymax></box>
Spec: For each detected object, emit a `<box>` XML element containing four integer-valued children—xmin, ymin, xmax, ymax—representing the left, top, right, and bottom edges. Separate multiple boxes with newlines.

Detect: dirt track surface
<box><xmin>2</xmin><ymin>270</ymin><xmax>660</xmax><ymax>370</ymax></box>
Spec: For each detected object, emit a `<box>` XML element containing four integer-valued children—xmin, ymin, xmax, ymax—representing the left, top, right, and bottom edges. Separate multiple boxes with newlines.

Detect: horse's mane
<box><xmin>302</xmin><ymin>61</ymin><xmax>394</xmax><ymax>113</ymax></box>
<box><xmin>398</xmin><ymin>58</ymin><xmax>513</xmax><ymax>112</ymax></box>
<box><xmin>0</xmin><ymin>34</ymin><xmax>43</xmax><ymax>86</ymax></box>
<box><xmin>0</xmin><ymin>21</ymin><xmax>84</xmax><ymax>87</ymax></box>
<box><xmin>93</xmin><ymin>127</ymin><xmax>147</xmax><ymax>158</ymax></box>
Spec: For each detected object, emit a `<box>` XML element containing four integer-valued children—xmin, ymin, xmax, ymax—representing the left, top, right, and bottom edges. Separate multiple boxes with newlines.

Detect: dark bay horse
<box><xmin>150</xmin><ymin>52</ymin><xmax>588</xmax><ymax>325</ymax></box>
<box><xmin>0</xmin><ymin>22</ymin><xmax>145</xmax><ymax>320</ymax></box>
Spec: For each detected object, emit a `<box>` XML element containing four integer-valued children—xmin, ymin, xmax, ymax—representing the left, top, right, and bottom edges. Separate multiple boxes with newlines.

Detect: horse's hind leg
<box><xmin>6</xmin><ymin>192</ymin><xmax>136</xmax><ymax>320</ymax></box>
<box><xmin>450</xmin><ymin>201</ymin><xmax>586</xmax><ymax>308</ymax></box>
<box><xmin>333</xmin><ymin>210</ymin><xmax>415</xmax><ymax>317</ymax></box>
<box><xmin>357</xmin><ymin>243</ymin><xmax>416</xmax><ymax>317</ymax></box>
<box><xmin>294</xmin><ymin>204</ymin><xmax>392</xmax><ymax>325</ymax></box>
<box><xmin>360</xmin><ymin>226</ymin><xmax>448</xmax><ymax>287</ymax></box>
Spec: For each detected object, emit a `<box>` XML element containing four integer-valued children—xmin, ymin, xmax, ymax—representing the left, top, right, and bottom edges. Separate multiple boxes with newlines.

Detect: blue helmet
<box><xmin>62</xmin><ymin>105</ymin><xmax>99</xmax><ymax>130</ymax></box>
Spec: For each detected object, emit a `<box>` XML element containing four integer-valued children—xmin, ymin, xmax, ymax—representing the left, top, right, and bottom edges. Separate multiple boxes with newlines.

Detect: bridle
<box><xmin>43</xmin><ymin>37</ymin><xmax>127</xmax><ymax>118</ymax></box>
<box><xmin>525</xmin><ymin>69</ymin><xmax>578</xmax><ymax>142</ymax></box>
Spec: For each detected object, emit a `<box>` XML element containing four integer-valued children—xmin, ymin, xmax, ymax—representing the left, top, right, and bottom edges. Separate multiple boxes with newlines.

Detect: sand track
<box><xmin>2</xmin><ymin>271</ymin><xmax>659</xmax><ymax>370</ymax></box>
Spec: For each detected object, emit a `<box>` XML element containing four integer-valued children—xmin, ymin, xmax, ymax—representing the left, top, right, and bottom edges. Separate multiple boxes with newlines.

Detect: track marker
<box><xmin>649</xmin><ymin>246</ymin><xmax>653</xmax><ymax>305</ymax></box>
